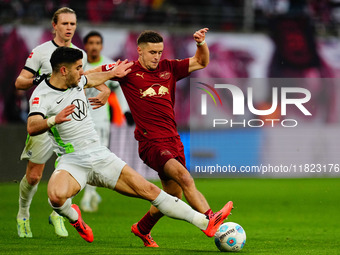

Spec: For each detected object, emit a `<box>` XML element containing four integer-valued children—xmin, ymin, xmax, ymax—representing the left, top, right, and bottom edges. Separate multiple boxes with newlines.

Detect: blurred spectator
<box><xmin>86</xmin><ymin>0</ymin><xmax>116</xmax><ymax>23</ymax></box>
<box><xmin>0</xmin><ymin>28</ymin><xmax>30</xmax><ymax>123</ymax></box>
<box><xmin>308</xmin><ymin>0</ymin><xmax>331</xmax><ymax>25</ymax></box>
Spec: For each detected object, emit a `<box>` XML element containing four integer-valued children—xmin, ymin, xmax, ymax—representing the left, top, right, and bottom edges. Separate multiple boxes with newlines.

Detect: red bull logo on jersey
<box><xmin>28</xmin><ymin>52</ymin><xmax>34</xmax><ymax>58</ymax></box>
<box><xmin>140</xmin><ymin>84</ymin><xmax>169</xmax><ymax>98</ymax></box>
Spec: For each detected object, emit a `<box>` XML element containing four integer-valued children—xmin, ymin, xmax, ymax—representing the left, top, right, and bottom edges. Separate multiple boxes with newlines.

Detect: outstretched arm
<box><xmin>85</xmin><ymin>62</ymin><xmax>130</xmax><ymax>109</ymax></box>
<box><xmin>27</xmin><ymin>105</ymin><xmax>76</xmax><ymax>136</ymax></box>
<box><xmin>85</xmin><ymin>59</ymin><xmax>132</xmax><ymax>88</ymax></box>
<box><xmin>84</xmin><ymin>65</ymin><xmax>103</xmax><ymax>75</ymax></box>
<box><xmin>188</xmin><ymin>28</ymin><xmax>210</xmax><ymax>73</ymax></box>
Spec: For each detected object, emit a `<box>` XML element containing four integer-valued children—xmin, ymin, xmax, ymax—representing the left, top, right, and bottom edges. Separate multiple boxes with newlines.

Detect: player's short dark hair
<box><xmin>51</xmin><ymin>7</ymin><xmax>76</xmax><ymax>25</ymax></box>
<box><xmin>83</xmin><ymin>31</ymin><xmax>103</xmax><ymax>45</ymax></box>
<box><xmin>50</xmin><ymin>47</ymin><xmax>83</xmax><ymax>73</ymax></box>
<box><xmin>137</xmin><ymin>31</ymin><xmax>163</xmax><ymax>45</ymax></box>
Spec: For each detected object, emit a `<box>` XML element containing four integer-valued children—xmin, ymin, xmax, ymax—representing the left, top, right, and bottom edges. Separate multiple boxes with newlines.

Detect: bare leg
<box><xmin>149</xmin><ymin>178</ymin><xmax>183</xmax><ymax>218</ymax></box>
<box><xmin>163</xmin><ymin>158</ymin><xmax>210</xmax><ymax>212</ymax></box>
<box><xmin>114</xmin><ymin>165</ymin><xmax>209</xmax><ymax>229</ymax></box>
<box><xmin>47</xmin><ymin>170</ymin><xmax>80</xmax><ymax>223</ymax></box>
<box><xmin>133</xmin><ymin>158</ymin><xmax>211</xmax><ymax>241</ymax></box>
<box><xmin>114</xmin><ymin>165</ymin><xmax>160</xmax><ymax>200</ymax></box>
<box><xmin>47</xmin><ymin>170</ymin><xmax>92</xmax><ymax>242</ymax></box>
<box><xmin>134</xmin><ymin>179</ymin><xmax>183</xmax><ymax>238</ymax></box>
<box><xmin>145</xmin><ymin>158</ymin><xmax>210</xmax><ymax>219</ymax></box>
<box><xmin>47</xmin><ymin>170</ymin><xmax>81</xmax><ymax>207</ymax></box>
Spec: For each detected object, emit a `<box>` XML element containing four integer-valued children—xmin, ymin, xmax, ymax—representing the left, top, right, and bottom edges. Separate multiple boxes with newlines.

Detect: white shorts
<box><xmin>55</xmin><ymin>145</ymin><xmax>126</xmax><ymax>190</ymax></box>
<box><xmin>20</xmin><ymin>132</ymin><xmax>54</xmax><ymax>164</ymax></box>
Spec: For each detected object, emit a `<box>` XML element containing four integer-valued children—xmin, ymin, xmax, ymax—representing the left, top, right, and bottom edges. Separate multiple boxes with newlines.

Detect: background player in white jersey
<box><xmin>80</xmin><ymin>31</ymin><xmax>132</xmax><ymax>212</ymax></box>
<box><xmin>14</xmin><ymin>7</ymin><xmax>110</xmax><ymax>238</ymax></box>
<box><xmin>26</xmin><ymin>46</ymin><xmax>232</xmax><ymax>243</ymax></box>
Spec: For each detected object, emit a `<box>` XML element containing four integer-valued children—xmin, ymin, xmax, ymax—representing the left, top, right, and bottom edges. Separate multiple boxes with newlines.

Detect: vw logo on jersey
<box><xmin>71</xmin><ymin>99</ymin><xmax>87</xmax><ymax>121</ymax></box>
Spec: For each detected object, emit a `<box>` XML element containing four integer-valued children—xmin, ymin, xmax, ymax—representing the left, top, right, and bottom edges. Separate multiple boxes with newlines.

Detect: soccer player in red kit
<box><xmin>92</xmin><ymin>28</ymin><xmax>233</xmax><ymax>247</ymax></box>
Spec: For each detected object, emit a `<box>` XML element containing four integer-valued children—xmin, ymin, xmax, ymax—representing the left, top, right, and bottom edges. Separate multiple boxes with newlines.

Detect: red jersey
<box><xmin>102</xmin><ymin>58</ymin><xmax>190</xmax><ymax>141</ymax></box>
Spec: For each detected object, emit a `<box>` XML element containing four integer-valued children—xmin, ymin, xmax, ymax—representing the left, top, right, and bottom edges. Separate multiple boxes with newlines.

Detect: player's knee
<box><xmin>26</xmin><ymin>172</ymin><xmax>42</xmax><ymax>185</ymax></box>
<box><xmin>48</xmin><ymin>190</ymin><xmax>67</xmax><ymax>207</ymax></box>
<box><xmin>26</xmin><ymin>162</ymin><xmax>44</xmax><ymax>185</ymax></box>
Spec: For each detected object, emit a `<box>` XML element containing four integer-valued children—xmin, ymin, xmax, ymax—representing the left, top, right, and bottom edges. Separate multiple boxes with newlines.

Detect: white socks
<box><xmin>151</xmin><ymin>190</ymin><xmax>209</xmax><ymax>230</ymax></box>
<box><xmin>17</xmin><ymin>175</ymin><xmax>38</xmax><ymax>219</ymax></box>
<box><xmin>49</xmin><ymin>198</ymin><xmax>78</xmax><ymax>222</ymax></box>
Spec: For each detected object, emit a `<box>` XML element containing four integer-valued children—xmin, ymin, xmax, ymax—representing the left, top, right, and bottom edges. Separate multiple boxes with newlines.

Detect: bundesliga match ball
<box><xmin>214</xmin><ymin>222</ymin><xmax>246</xmax><ymax>252</ymax></box>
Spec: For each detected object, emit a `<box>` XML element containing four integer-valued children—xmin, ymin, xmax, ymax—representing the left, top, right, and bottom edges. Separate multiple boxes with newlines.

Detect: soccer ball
<box><xmin>214</xmin><ymin>222</ymin><xmax>246</xmax><ymax>252</ymax></box>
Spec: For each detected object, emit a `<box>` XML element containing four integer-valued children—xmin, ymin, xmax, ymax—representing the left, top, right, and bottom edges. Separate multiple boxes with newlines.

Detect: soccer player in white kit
<box><xmin>15</xmin><ymin>7</ymin><xmax>110</xmax><ymax>238</ymax></box>
<box><xmin>80</xmin><ymin>31</ymin><xmax>131</xmax><ymax>212</ymax></box>
<box><xmin>26</xmin><ymin>46</ymin><xmax>232</xmax><ymax>243</ymax></box>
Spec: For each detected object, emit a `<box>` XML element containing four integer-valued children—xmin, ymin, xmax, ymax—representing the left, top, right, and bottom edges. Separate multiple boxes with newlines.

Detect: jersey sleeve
<box><xmin>28</xmin><ymin>93</ymin><xmax>48</xmax><ymax>118</ymax></box>
<box><xmin>24</xmin><ymin>48</ymin><xmax>42</xmax><ymax>75</ymax></box>
<box><xmin>102</xmin><ymin>63</ymin><xmax>116</xmax><ymax>71</ymax></box>
<box><xmin>101</xmin><ymin>63</ymin><xmax>125</xmax><ymax>83</ymax></box>
<box><xmin>169</xmin><ymin>58</ymin><xmax>190</xmax><ymax>81</ymax></box>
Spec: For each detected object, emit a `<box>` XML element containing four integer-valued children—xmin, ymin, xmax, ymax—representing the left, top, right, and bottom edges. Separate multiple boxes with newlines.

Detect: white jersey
<box><xmin>84</xmin><ymin>55</ymin><xmax>118</xmax><ymax>128</ymax></box>
<box><xmin>24</xmin><ymin>40</ymin><xmax>88</xmax><ymax>76</ymax></box>
<box><xmin>28</xmin><ymin>76</ymin><xmax>99</xmax><ymax>155</ymax></box>
<box><xmin>84</xmin><ymin>55</ymin><xmax>129</xmax><ymax>147</ymax></box>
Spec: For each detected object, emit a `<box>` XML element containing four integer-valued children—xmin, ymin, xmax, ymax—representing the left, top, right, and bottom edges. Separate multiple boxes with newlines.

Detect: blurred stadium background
<box><xmin>1</xmin><ymin>0</ymin><xmax>340</xmax><ymax>181</ymax></box>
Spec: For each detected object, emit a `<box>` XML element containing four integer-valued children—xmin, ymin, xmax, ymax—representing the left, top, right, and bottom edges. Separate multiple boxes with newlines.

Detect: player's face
<box><xmin>84</xmin><ymin>36</ymin><xmax>103</xmax><ymax>61</ymax></box>
<box><xmin>138</xmin><ymin>42</ymin><xmax>163</xmax><ymax>71</ymax></box>
<box><xmin>53</xmin><ymin>13</ymin><xmax>77</xmax><ymax>42</ymax></box>
<box><xmin>65</xmin><ymin>59</ymin><xmax>84</xmax><ymax>88</ymax></box>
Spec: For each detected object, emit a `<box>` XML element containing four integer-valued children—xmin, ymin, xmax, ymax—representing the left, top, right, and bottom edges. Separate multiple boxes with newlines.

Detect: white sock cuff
<box><xmin>21</xmin><ymin>174</ymin><xmax>29</xmax><ymax>185</ymax></box>
<box><xmin>151</xmin><ymin>190</ymin><xmax>167</xmax><ymax>207</ymax></box>
<box><xmin>48</xmin><ymin>197</ymin><xmax>71</xmax><ymax>211</ymax></box>
<box><xmin>48</xmin><ymin>198</ymin><xmax>77</xmax><ymax>222</ymax></box>
<box><xmin>20</xmin><ymin>174</ymin><xmax>38</xmax><ymax>189</ymax></box>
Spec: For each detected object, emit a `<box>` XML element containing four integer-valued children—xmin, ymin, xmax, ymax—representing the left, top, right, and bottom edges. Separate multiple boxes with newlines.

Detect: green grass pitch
<box><xmin>1</xmin><ymin>178</ymin><xmax>340</xmax><ymax>254</ymax></box>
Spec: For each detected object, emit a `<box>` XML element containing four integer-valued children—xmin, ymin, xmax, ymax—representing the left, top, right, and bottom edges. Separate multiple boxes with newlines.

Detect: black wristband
<box><xmin>33</xmin><ymin>73</ymin><xmax>49</xmax><ymax>86</ymax></box>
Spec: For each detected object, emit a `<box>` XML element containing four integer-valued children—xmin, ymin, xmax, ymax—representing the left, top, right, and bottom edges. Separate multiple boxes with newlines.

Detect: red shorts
<box><xmin>138</xmin><ymin>135</ymin><xmax>186</xmax><ymax>180</ymax></box>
